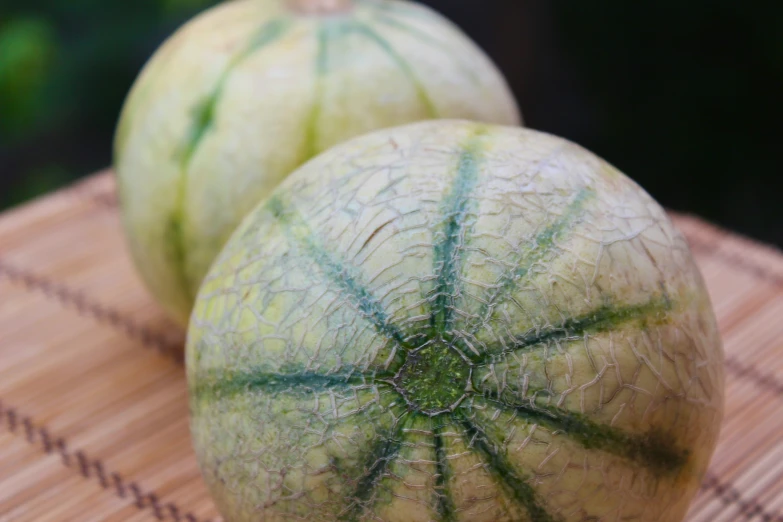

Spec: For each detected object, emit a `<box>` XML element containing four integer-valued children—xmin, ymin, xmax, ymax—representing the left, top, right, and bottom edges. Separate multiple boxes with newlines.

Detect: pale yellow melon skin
<box><xmin>114</xmin><ymin>0</ymin><xmax>520</xmax><ymax>323</ymax></box>
<box><xmin>188</xmin><ymin>121</ymin><xmax>724</xmax><ymax>522</ymax></box>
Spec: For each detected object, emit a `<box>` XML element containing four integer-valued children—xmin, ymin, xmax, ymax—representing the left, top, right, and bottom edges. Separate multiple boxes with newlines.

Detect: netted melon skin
<box><xmin>114</xmin><ymin>0</ymin><xmax>520</xmax><ymax>323</ymax></box>
<box><xmin>188</xmin><ymin>121</ymin><xmax>724</xmax><ymax>522</ymax></box>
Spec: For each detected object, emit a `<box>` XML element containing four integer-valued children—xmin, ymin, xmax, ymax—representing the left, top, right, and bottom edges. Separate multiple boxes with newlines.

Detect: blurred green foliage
<box><xmin>0</xmin><ymin>17</ymin><xmax>57</xmax><ymax>138</ymax></box>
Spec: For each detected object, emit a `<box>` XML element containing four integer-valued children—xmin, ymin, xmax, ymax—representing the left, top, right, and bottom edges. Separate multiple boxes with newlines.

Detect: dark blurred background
<box><xmin>1</xmin><ymin>0</ymin><xmax>781</xmax><ymax>244</ymax></box>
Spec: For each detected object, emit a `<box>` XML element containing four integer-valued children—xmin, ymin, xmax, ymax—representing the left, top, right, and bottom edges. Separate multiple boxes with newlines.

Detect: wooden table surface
<box><xmin>0</xmin><ymin>173</ymin><xmax>781</xmax><ymax>521</ymax></box>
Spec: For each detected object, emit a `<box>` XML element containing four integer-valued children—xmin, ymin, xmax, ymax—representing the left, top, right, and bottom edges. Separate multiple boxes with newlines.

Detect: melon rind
<box><xmin>188</xmin><ymin>121</ymin><xmax>724</xmax><ymax>522</ymax></box>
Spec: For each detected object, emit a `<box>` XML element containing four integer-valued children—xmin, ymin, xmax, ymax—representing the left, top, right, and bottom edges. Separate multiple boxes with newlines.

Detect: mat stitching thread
<box><xmin>724</xmin><ymin>357</ymin><xmax>783</xmax><ymax>397</ymax></box>
<box><xmin>0</xmin><ymin>400</ymin><xmax>204</xmax><ymax>522</ymax></box>
<box><xmin>701</xmin><ymin>474</ymin><xmax>783</xmax><ymax>521</ymax></box>
<box><xmin>88</xmin><ymin>190</ymin><xmax>119</xmax><ymax>209</ymax></box>
<box><xmin>0</xmin><ymin>260</ymin><xmax>183</xmax><ymax>364</ymax></box>
<box><xmin>68</xmin><ymin>173</ymin><xmax>117</xmax><ymax>209</ymax></box>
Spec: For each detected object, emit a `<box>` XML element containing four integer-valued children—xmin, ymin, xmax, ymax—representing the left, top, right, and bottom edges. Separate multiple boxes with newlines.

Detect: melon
<box><xmin>114</xmin><ymin>0</ymin><xmax>520</xmax><ymax>324</ymax></box>
<box><xmin>187</xmin><ymin>121</ymin><xmax>724</xmax><ymax>521</ymax></box>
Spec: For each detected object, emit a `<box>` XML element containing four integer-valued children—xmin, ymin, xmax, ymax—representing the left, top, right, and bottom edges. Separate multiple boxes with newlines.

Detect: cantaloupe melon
<box><xmin>115</xmin><ymin>0</ymin><xmax>520</xmax><ymax>323</ymax></box>
<box><xmin>187</xmin><ymin>121</ymin><xmax>723</xmax><ymax>521</ymax></box>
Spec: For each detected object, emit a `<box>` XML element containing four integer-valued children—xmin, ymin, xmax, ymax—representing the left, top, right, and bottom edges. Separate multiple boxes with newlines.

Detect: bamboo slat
<box><xmin>0</xmin><ymin>172</ymin><xmax>781</xmax><ymax>522</ymax></box>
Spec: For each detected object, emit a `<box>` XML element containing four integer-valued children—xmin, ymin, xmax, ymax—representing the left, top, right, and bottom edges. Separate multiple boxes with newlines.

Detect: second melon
<box><xmin>115</xmin><ymin>0</ymin><xmax>520</xmax><ymax>323</ymax></box>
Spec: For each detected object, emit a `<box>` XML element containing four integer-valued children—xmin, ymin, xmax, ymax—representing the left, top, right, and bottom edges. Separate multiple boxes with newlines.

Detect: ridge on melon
<box><xmin>187</xmin><ymin>121</ymin><xmax>724</xmax><ymax>522</ymax></box>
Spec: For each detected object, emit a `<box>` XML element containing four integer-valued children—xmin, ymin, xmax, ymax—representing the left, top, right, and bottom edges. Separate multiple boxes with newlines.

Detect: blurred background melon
<box><xmin>113</xmin><ymin>0</ymin><xmax>520</xmax><ymax>323</ymax></box>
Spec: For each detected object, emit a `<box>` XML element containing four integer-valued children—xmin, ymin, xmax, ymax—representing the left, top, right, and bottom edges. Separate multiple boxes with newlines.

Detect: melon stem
<box><xmin>286</xmin><ymin>0</ymin><xmax>353</xmax><ymax>15</ymax></box>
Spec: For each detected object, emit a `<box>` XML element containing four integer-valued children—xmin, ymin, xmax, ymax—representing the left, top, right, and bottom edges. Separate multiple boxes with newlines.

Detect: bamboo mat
<box><xmin>0</xmin><ymin>172</ymin><xmax>781</xmax><ymax>522</ymax></box>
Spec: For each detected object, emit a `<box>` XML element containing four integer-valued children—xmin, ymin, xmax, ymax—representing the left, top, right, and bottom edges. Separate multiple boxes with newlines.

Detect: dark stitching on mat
<box><xmin>0</xmin><ymin>260</ymin><xmax>183</xmax><ymax>364</ymax></box>
<box><xmin>67</xmin><ymin>173</ymin><xmax>119</xmax><ymax>209</ymax></box>
<box><xmin>5</xmin><ymin>184</ymin><xmax>779</xmax><ymax>521</ymax></box>
<box><xmin>88</xmin><ymin>190</ymin><xmax>119</xmax><ymax>209</ymax></box>
<box><xmin>724</xmin><ymin>357</ymin><xmax>783</xmax><ymax>397</ymax></box>
<box><xmin>684</xmin><ymin>230</ymin><xmax>783</xmax><ymax>288</ymax></box>
<box><xmin>0</xmin><ymin>400</ymin><xmax>205</xmax><ymax>522</ymax></box>
<box><xmin>701</xmin><ymin>474</ymin><xmax>783</xmax><ymax>521</ymax></box>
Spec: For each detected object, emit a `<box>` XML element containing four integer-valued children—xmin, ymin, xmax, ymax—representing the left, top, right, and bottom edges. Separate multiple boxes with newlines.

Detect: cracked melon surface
<box><xmin>187</xmin><ymin>121</ymin><xmax>724</xmax><ymax>522</ymax></box>
<box><xmin>114</xmin><ymin>0</ymin><xmax>520</xmax><ymax>324</ymax></box>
